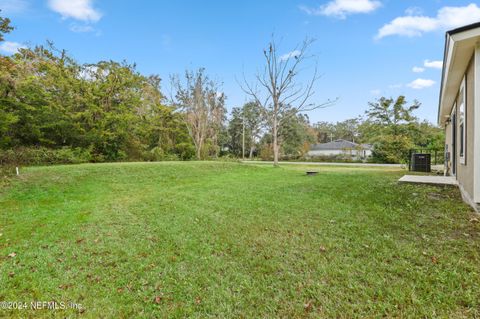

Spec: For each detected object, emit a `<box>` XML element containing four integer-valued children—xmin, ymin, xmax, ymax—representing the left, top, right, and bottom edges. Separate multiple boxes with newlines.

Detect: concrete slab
<box><xmin>398</xmin><ymin>175</ymin><xmax>458</xmax><ymax>186</ymax></box>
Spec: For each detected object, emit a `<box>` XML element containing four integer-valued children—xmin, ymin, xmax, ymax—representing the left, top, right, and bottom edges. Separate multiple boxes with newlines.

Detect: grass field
<box><xmin>0</xmin><ymin>162</ymin><xmax>479</xmax><ymax>318</ymax></box>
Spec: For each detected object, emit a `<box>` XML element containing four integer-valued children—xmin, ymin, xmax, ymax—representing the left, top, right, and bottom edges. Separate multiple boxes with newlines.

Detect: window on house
<box><xmin>459</xmin><ymin>76</ymin><xmax>466</xmax><ymax>164</ymax></box>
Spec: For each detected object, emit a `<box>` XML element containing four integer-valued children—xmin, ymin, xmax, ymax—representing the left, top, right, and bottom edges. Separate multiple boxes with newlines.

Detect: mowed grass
<box><xmin>0</xmin><ymin>162</ymin><xmax>479</xmax><ymax>318</ymax></box>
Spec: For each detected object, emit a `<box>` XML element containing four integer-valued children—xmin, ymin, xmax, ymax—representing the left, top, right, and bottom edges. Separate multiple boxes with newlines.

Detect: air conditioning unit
<box><xmin>410</xmin><ymin>153</ymin><xmax>431</xmax><ymax>172</ymax></box>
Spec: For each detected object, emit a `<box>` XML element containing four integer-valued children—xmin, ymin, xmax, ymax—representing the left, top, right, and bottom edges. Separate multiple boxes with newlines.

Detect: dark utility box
<box><xmin>410</xmin><ymin>153</ymin><xmax>431</xmax><ymax>172</ymax></box>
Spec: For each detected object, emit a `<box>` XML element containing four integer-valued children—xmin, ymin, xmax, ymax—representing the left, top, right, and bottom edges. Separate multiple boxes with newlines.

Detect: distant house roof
<box><xmin>310</xmin><ymin>139</ymin><xmax>364</xmax><ymax>151</ymax></box>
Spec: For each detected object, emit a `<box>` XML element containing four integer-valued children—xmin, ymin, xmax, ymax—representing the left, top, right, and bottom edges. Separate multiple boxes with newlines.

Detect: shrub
<box><xmin>371</xmin><ymin>135</ymin><xmax>414</xmax><ymax>164</ymax></box>
<box><xmin>0</xmin><ymin>147</ymin><xmax>92</xmax><ymax>166</ymax></box>
<box><xmin>301</xmin><ymin>154</ymin><xmax>363</xmax><ymax>163</ymax></box>
<box><xmin>259</xmin><ymin>144</ymin><xmax>274</xmax><ymax>161</ymax></box>
<box><xmin>174</xmin><ymin>143</ymin><xmax>195</xmax><ymax>160</ymax></box>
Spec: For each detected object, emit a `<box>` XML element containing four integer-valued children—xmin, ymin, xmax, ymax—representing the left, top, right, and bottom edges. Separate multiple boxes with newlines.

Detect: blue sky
<box><xmin>1</xmin><ymin>0</ymin><xmax>480</xmax><ymax>124</ymax></box>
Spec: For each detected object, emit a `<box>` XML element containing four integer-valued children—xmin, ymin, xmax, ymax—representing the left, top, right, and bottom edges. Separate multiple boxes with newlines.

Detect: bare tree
<box><xmin>171</xmin><ymin>68</ymin><xmax>226</xmax><ymax>159</ymax></box>
<box><xmin>240</xmin><ymin>37</ymin><xmax>336</xmax><ymax>166</ymax></box>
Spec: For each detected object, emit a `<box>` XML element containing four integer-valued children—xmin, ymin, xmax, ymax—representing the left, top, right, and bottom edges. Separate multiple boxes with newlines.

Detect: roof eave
<box><xmin>438</xmin><ymin>23</ymin><xmax>480</xmax><ymax>126</ymax></box>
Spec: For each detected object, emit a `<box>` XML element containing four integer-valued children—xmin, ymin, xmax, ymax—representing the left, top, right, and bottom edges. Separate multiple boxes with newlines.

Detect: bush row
<box><xmin>0</xmin><ymin>147</ymin><xmax>93</xmax><ymax>167</ymax></box>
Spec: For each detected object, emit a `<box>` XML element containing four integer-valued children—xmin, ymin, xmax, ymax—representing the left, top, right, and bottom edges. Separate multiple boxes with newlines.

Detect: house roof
<box><xmin>438</xmin><ymin>22</ymin><xmax>480</xmax><ymax>125</ymax></box>
<box><xmin>310</xmin><ymin>139</ymin><xmax>370</xmax><ymax>151</ymax></box>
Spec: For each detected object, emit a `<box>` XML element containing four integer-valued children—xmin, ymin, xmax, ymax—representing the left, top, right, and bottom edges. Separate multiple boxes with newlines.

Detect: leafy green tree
<box><xmin>279</xmin><ymin>113</ymin><xmax>316</xmax><ymax>158</ymax></box>
<box><xmin>227</xmin><ymin>107</ymin><xmax>244</xmax><ymax>156</ymax></box>
<box><xmin>365</xmin><ymin>96</ymin><xmax>420</xmax><ymax>136</ymax></box>
<box><xmin>313</xmin><ymin>121</ymin><xmax>335</xmax><ymax>143</ymax></box>
<box><xmin>364</xmin><ymin>96</ymin><xmax>421</xmax><ymax>163</ymax></box>
<box><xmin>335</xmin><ymin>118</ymin><xmax>361</xmax><ymax>142</ymax></box>
<box><xmin>227</xmin><ymin>102</ymin><xmax>263</xmax><ymax>158</ymax></box>
<box><xmin>313</xmin><ymin>118</ymin><xmax>361</xmax><ymax>143</ymax></box>
<box><xmin>0</xmin><ymin>42</ymin><xmax>194</xmax><ymax>162</ymax></box>
<box><xmin>171</xmin><ymin>68</ymin><xmax>226</xmax><ymax>159</ymax></box>
<box><xmin>0</xmin><ymin>12</ymin><xmax>13</xmax><ymax>42</ymax></box>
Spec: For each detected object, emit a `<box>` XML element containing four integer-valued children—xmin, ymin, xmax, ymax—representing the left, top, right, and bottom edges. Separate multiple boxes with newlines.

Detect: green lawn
<box><xmin>0</xmin><ymin>162</ymin><xmax>479</xmax><ymax>318</ymax></box>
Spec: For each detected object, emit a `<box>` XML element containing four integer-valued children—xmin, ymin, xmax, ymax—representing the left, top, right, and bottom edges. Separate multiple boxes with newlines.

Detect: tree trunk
<box><xmin>196</xmin><ymin>143</ymin><xmax>202</xmax><ymax>160</ymax></box>
<box><xmin>249</xmin><ymin>146</ymin><xmax>254</xmax><ymax>159</ymax></box>
<box><xmin>273</xmin><ymin>117</ymin><xmax>279</xmax><ymax>166</ymax></box>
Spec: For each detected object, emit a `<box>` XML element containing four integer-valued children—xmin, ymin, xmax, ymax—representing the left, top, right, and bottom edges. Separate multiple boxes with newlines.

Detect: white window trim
<box><xmin>459</xmin><ymin>76</ymin><xmax>466</xmax><ymax>165</ymax></box>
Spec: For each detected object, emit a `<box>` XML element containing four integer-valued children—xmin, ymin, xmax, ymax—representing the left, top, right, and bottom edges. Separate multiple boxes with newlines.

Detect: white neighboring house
<box><xmin>307</xmin><ymin>139</ymin><xmax>372</xmax><ymax>160</ymax></box>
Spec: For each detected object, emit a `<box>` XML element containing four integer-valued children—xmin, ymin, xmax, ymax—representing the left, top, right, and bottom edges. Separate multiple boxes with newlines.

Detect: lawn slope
<box><xmin>0</xmin><ymin>162</ymin><xmax>479</xmax><ymax>318</ymax></box>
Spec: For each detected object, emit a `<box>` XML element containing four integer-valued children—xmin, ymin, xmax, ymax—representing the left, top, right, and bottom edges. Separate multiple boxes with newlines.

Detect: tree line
<box><xmin>228</xmin><ymin>95</ymin><xmax>443</xmax><ymax>164</ymax></box>
<box><xmin>0</xmin><ymin>14</ymin><xmax>443</xmax><ymax>167</ymax></box>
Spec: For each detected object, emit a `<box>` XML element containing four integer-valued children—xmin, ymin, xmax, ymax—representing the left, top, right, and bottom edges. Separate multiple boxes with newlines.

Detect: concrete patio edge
<box><xmin>398</xmin><ymin>175</ymin><xmax>459</xmax><ymax>186</ymax></box>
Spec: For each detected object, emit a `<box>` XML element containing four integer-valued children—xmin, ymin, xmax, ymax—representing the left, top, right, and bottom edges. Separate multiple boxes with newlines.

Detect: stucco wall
<box><xmin>453</xmin><ymin>55</ymin><xmax>475</xmax><ymax>199</ymax></box>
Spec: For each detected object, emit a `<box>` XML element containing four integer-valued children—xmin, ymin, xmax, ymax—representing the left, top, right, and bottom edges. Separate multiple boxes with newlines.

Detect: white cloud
<box><xmin>437</xmin><ymin>4</ymin><xmax>480</xmax><ymax>30</ymax></box>
<box><xmin>300</xmin><ymin>0</ymin><xmax>381</xmax><ymax>19</ymax></box>
<box><xmin>0</xmin><ymin>41</ymin><xmax>25</xmax><ymax>54</ymax></box>
<box><xmin>370</xmin><ymin>89</ymin><xmax>381</xmax><ymax>95</ymax></box>
<box><xmin>412</xmin><ymin>66</ymin><xmax>425</xmax><ymax>73</ymax></box>
<box><xmin>0</xmin><ymin>0</ymin><xmax>28</xmax><ymax>14</ymax></box>
<box><xmin>407</xmin><ymin>78</ymin><xmax>435</xmax><ymax>89</ymax></box>
<box><xmin>376</xmin><ymin>16</ymin><xmax>438</xmax><ymax>39</ymax></box>
<box><xmin>424</xmin><ymin>59</ymin><xmax>442</xmax><ymax>69</ymax></box>
<box><xmin>69</xmin><ymin>24</ymin><xmax>95</xmax><ymax>33</ymax></box>
<box><xmin>280</xmin><ymin>50</ymin><xmax>301</xmax><ymax>61</ymax></box>
<box><xmin>404</xmin><ymin>6</ymin><xmax>423</xmax><ymax>16</ymax></box>
<box><xmin>376</xmin><ymin>3</ymin><xmax>480</xmax><ymax>39</ymax></box>
<box><xmin>48</xmin><ymin>0</ymin><xmax>102</xmax><ymax>22</ymax></box>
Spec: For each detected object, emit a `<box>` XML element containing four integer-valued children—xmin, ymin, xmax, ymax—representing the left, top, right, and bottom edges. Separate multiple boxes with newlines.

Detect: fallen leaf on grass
<box><xmin>8</xmin><ymin>272</ymin><xmax>14</xmax><ymax>278</ymax></box>
<box><xmin>427</xmin><ymin>193</ymin><xmax>442</xmax><ymax>200</ymax></box>
<box><xmin>7</xmin><ymin>252</ymin><xmax>16</xmax><ymax>258</ymax></box>
<box><xmin>304</xmin><ymin>301</ymin><xmax>313</xmax><ymax>312</ymax></box>
<box><xmin>154</xmin><ymin>294</ymin><xmax>164</xmax><ymax>304</ymax></box>
<box><xmin>319</xmin><ymin>246</ymin><xmax>327</xmax><ymax>252</ymax></box>
<box><xmin>76</xmin><ymin>238</ymin><xmax>85</xmax><ymax>244</ymax></box>
<box><xmin>470</xmin><ymin>217</ymin><xmax>479</xmax><ymax>223</ymax></box>
<box><xmin>431</xmin><ymin>256</ymin><xmax>438</xmax><ymax>264</ymax></box>
<box><xmin>195</xmin><ymin>297</ymin><xmax>201</xmax><ymax>305</ymax></box>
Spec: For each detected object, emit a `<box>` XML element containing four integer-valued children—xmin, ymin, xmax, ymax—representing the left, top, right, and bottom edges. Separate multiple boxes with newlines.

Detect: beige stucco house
<box><xmin>439</xmin><ymin>23</ymin><xmax>480</xmax><ymax>211</ymax></box>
